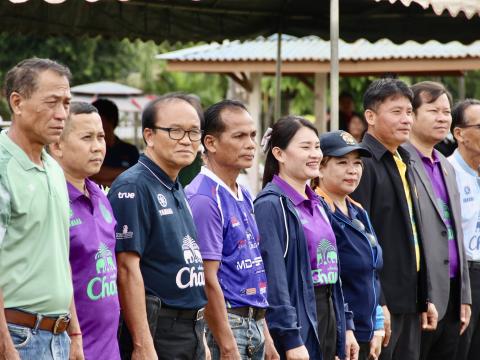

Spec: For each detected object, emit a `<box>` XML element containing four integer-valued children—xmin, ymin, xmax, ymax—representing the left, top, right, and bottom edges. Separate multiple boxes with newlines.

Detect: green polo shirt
<box><xmin>0</xmin><ymin>131</ymin><xmax>72</xmax><ymax>315</ymax></box>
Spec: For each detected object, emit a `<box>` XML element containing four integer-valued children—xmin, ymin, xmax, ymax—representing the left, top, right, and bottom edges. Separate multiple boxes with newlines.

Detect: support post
<box><xmin>247</xmin><ymin>73</ymin><xmax>262</xmax><ymax>195</ymax></box>
<box><xmin>274</xmin><ymin>32</ymin><xmax>282</xmax><ymax>121</ymax></box>
<box><xmin>330</xmin><ymin>0</ymin><xmax>339</xmax><ymax>131</ymax></box>
<box><xmin>314</xmin><ymin>73</ymin><xmax>328</xmax><ymax>134</ymax></box>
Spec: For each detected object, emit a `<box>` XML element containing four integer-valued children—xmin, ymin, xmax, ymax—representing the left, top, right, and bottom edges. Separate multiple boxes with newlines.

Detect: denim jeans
<box><xmin>119</xmin><ymin>295</ymin><xmax>205</xmax><ymax>360</ymax></box>
<box><xmin>7</xmin><ymin>323</ymin><xmax>70</xmax><ymax>360</ymax></box>
<box><xmin>207</xmin><ymin>313</ymin><xmax>265</xmax><ymax>360</ymax></box>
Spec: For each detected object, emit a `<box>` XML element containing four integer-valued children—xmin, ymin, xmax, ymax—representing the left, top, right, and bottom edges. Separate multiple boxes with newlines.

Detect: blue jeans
<box><xmin>207</xmin><ymin>313</ymin><xmax>265</xmax><ymax>360</ymax></box>
<box><xmin>7</xmin><ymin>323</ymin><xmax>70</xmax><ymax>360</ymax></box>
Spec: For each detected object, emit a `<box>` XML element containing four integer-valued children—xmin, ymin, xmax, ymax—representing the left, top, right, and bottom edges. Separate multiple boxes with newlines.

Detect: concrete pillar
<box><xmin>246</xmin><ymin>72</ymin><xmax>262</xmax><ymax>196</ymax></box>
<box><xmin>314</xmin><ymin>73</ymin><xmax>328</xmax><ymax>135</ymax></box>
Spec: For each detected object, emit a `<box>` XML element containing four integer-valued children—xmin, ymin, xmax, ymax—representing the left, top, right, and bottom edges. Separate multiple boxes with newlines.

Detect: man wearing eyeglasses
<box><xmin>402</xmin><ymin>82</ymin><xmax>471</xmax><ymax>360</ymax></box>
<box><xmin>108</xmin><ymin>93</ymin><xmax>208</xmax><ymax>360</ymax></box>
<box><xmin>185</xmin><ymin>100</ymin><xmax>278</xmax><ymax>360</ymax></box>
<box><xmin>449</xmin><ymin>99</ymin><xmax>480</xmax><ymax>360</ymax></box>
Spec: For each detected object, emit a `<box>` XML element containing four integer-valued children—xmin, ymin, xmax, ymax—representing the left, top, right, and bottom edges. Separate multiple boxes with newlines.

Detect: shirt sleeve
<box><xmin>108</xmin><ymin>182</ymin><xmax>150</xmax><ymax>256</ymax></box>
<box><xmin>187</xmin><ymin>194</ymin><xmax>223</xmax><ymax>260</ymax></box>
<box><xmin>0</xmin><ymin>180</ymin><xmax>10</xmax><ymax>249</ymax></box>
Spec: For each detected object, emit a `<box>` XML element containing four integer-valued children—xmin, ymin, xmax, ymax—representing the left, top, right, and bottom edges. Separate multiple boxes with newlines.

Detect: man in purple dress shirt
<box><xmin>402</xmin><ymin>81</ymin><xmax>471</xmax><ymax>360</ymax></box>
<box><xmin>50</xmin><ymin>101</ymin><xmax>121</xmax><ymax>360</ymax></box>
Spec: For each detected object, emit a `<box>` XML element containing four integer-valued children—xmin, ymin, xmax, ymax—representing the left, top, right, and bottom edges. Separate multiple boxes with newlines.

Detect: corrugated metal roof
<box><xmin>377</xmin><ymin>0</ymin><xmax>480</xmax><ymax>19</ymax></box>
<box><xmin>71</xmin><ymin>81</ymin><xmax>143</xmax><ymax>96</ymax></box>
<box><xmin>156</xmin><ymin>36</ymin><xmax>480</xmax><ymax>62</ymax></box>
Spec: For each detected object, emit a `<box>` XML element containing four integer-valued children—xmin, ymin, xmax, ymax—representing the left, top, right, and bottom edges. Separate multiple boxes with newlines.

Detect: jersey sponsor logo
<box><xmin>465</xmin><ymin>186</ymin><xmax>471</xmax><ymax>195</ymax></box>
<box><xmin>236</xmin><ymin>256</ymin><xmax>263</xmax><ymax>270</ymax></box>
<box><xmin>175</xmin><ymin>235</ymin><xmax>205</xmax><ymax>289</ymax></box>
<box><xmin>116</xmin><ymin>225</ymin><xmax>134</xmax><ymax>240</ymax></box>
<box><xmin>99</xmin><ymin>202</ymin><xmax>113</xmax><ymax>224</ymax></box>
<box><xmin>259</xmin><ymin>281</ymin><xmax>267</xmax><ymax>294</ymax></box>
<box><xmin>237</xmin><ymin>239</ymin><xmax>247</xmax><ymax>249</ymax></box>
<box><xmin>159</xmin><ymin>208</ymin><xmax>174</xmax><ymax>216</ymax></box>
<box><xmin>87</xmin><ymin>243</ymin><xmax>117</xmax><ymax>301</ymax></box>
<box><xmin>157</xmin><ymin>194</ymin><xmax>168</xmax><ymax>207</ymax></box>
<box><xmin>312</xmin><ymin>239</ymin><xmax>339</xmax><ymax>285</ymax></box>
<box><xmin>240</xmin><ymin>287</ymin><xmax>257</xmax><ymax>296</ymax></box>
<box><xmin>231</xmin><ymin>216</ymin><xmax>240</xmax><ymax>228</ymax></box>
<box><xmin>118</xmin><ymin>192</ymin><xmax>135</xmax><ymax>199</ymax></box>
<box><xmin>69</xmin><ymin>207</ymin><xmax>83</xmax><ymax>227</ymax></box>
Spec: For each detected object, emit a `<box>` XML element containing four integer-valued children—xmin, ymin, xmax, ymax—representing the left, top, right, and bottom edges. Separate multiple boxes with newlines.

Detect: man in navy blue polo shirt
<box><xmin>108</xmin><ymin>93</ymin><xmax>207</xmax><ymax>360</ymax></box>
<box><xmin>186</xmin><ymin>100</ymin><xmax>278</xmax><ymax>360</ymax></box>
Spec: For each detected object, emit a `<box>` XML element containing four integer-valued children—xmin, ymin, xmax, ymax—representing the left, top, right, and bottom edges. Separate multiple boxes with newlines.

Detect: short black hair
<box><xmin>4</xmin><ymin>57</ymin><xmax>71</xmax><ymax>112</ymax></box>
<box><xmin>363</xmin><ymin>78</ymin><xmax>413</xmax><ymax>112</ymax></box>
<box><xmin>452</xmin><ymin>98</ymin><xmax>480</xmax><ymax>130</ymax></box>
<box><xmin>62</xmin><ymin>101</ymin><xmax>99</xmax><ymax>139</ymax></box>
<box><xmin>92</xmin><ymin>98</ymin><xmax>119</xmax><ymax>128</ymax></box>
<box><xmin>202</xmin><ymin>99</ymin><xmax>248</xmax><ymax>149</ymax></box>
<box><xmin>410</xmin><ymin>81</ymin><xmax>452</xmax><ymax>113</ymax></box>
<box><xmin>141</xmin><ymin>93</ymin><xmax>202</xmax><ymax>142</ymax></box>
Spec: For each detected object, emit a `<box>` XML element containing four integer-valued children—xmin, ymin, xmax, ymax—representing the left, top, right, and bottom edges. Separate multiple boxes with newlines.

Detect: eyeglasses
<box><xmin>458</xmin><ymin>124</ymin><xmax>480</xmax><ymax>130</ymax></box>
<box><xmin>351</xmin><ymin>218</ymin><xmax>377</xmax><ymax>246</ymax></box>
<box><xmin>151</xmin><ymin>126</ymin><xmax>203</xmax><ymax>141</ymax></box>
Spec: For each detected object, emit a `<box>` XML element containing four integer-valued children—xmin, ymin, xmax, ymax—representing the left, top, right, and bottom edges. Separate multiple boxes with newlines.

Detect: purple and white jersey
<box><xmin>186</xmin><ymin>167</ymin><xmax>268</xmax><ymax>308</ymax></box>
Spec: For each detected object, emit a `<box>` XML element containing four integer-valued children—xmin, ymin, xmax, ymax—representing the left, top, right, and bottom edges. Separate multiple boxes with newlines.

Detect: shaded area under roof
<box><xmin>1</xmin><ymin>0</ymin><xmax>480</xmax><ymax>44</ymax></box>
<box><xmin>157</xmin><ymin>36</ymin><xmax>480</xmax><ymax>76</ymax></box>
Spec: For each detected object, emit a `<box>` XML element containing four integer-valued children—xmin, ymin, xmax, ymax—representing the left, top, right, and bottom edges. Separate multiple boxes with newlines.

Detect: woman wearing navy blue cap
<box><xmin>313</xmin><ymin>130</ymin><xmax>386</xmax><ymax>360</ymax></box>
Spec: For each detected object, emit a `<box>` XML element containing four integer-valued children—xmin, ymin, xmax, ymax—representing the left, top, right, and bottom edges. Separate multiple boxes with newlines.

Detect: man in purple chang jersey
<box><xmin>50</xmin><ymin>102</ymin><xmax>121</xmax><ymax>360</ymax></box>
<box><xmin>186</xmin><ymin>100</ymin><xmax>278</xmax><ymax>360</ymax></box>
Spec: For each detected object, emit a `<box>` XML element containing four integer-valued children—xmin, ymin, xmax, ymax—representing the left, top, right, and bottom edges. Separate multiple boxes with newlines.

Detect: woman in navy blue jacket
<box><xmin>254</xmin><ymin>117</ymin><xmax>356</xmax><ymax>360</ymax></box>
<box><xmin>313</xmin><ymin>131</ymin><xmax>385</xmax><ymax>360</ymax></box>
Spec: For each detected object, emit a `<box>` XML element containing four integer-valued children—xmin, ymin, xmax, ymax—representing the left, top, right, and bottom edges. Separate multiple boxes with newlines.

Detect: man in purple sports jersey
<box><xmin>186</xmin><ymin>100</ymin><xmax>278</xmax><ymax>360</ymax></box>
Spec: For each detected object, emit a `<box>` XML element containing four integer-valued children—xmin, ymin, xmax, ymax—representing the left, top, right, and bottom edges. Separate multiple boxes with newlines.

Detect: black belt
<box><xmin>158</xmin><ymin>306</ymin><xmax>204</xmax><ymax>321</ymax></box>
<box><xmin>468</xmin><ymin>261</ymin><xmax>480</xmax><ymax>270</ymax></box>
<box><xmin>227</xmin><ymin>307</ymin><xmax>266</xmax><ymax>321</ymax></box>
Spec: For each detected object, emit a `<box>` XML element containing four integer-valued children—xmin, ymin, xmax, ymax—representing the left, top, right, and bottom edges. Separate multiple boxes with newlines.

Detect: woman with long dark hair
<box><xmin>254</xmin><ymin>116</ymin><xmax>357</xmax><ymax>360</ymax></box>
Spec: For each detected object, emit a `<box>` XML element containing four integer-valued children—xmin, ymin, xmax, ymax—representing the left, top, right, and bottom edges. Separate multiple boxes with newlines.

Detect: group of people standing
<box><xmin>0</xmin><ymin>57</ymin><xmax>479</xmax><ymax>360</ymax></box>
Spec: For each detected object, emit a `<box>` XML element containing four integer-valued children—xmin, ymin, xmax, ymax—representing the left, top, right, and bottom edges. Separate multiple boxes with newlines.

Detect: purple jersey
<box><xmin>186</xmin><ymin>168</ymin><xmax>268</xmax><ymax>308</ymax></box>
<box><xmin>68</xmin><ymin>179</ymin><xmax>120</xmax><ymax>360</ymax></box>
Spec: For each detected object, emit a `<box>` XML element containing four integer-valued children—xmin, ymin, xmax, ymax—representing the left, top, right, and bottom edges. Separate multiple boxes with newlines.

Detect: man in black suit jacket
<box><xmin>404</xmin><ymin>81</ymin><xmax>471</xmax><ymax>360</ymax></box>
<box><xmin>351</xmin><ymin>78</ymin><xmax>431</xmax><ymax>360</ymax></box>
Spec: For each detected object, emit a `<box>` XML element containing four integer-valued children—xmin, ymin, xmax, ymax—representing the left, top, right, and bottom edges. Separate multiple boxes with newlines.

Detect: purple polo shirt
<box><xmin>417</xmin><ymin>148</ymin><xmax>459</xmax><ymax>278</ymax></box>
<box><xmin>272</xmin><ymin>175</ymin><xmax>338</xmax><ymax>286</ymax></box>
<box><xmin>68</xmin><ymin>179</ymin><xmax>120</xmax><ymax>360</ymax></box>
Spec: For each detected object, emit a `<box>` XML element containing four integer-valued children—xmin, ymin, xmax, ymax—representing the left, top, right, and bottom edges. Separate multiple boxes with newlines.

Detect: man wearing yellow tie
<box><xmin>351</xmin><ymin>78</ymin><xmax>431</xmax><ymax>360</ymax></box>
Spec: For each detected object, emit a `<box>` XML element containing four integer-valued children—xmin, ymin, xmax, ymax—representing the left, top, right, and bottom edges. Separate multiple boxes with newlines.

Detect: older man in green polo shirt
<box><xmin>0</xmin><ymin>58</ymin><xmax>82</xmax><ymax>360</ymax></box>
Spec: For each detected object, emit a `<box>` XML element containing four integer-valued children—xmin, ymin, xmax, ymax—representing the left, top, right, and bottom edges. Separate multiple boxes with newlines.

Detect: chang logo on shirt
<box><xmin>175</xmin><ymin>235</ymin><xmax>205</xmax><ymax>289</ymax></box>
<box><xmin>87</xmin><ymin>243</ymin><xmax>117</xmax><ymax>301</ymax></box>
<box><xmin>312</xmin><ymin>239</ymin><xmax>339</xmax><ymax>285</ymax></box>
<box><xmin>69</xmin><ymin>207</ymin><xmax>82</xmax><ymax>227</ymax></box>
<box><xmin>157</xmin><ymin>194</ymin><xmax>168</xmax><ymax>207</ymax></box>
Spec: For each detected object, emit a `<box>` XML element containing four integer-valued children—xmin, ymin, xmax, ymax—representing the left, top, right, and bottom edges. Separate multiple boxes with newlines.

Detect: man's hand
<box><xmin>69</xmin><ymin>335</ymin><xmax>84</xmax><ymax>360</ymax></box>
<box><xmin>285</xmin><ymin>345</ymin><xmax>309</xmax><ymax>360</ymax></box>
<box><xmin>345</xmin><ymin>329</ymin><xmax>359</xmax><ymax>360</ymax></box>
<box><xmin>381</xmin><ymin>306</ymin><xmax>391</xmax><ymax>347</ymax></box>
<box><xmin>368</xmin><ymin>334</ymin><xmax>383</xmax><ymax>360</ymax></box>
<box><xmin>421</xmin><ymin>302</ymin><xmax>438</xmax><ymax>331</ymax></box>
<box><xmin>131</xmin><ymin>341</ymin><xmax>158</xmax><ymax>360</ymax></box>
<box><xmin>0</xmin><ymin>340</ymin><xmax>20</xmax><ymax>360</ymax></box>
<box><xmin>219</xmin><ymin>343</ymin><xmax>241</xmax><ymax>360</ymax></box>
<box><xmin>264</xmin><ymin>320</ymin><xmax>280</xmax><ymax>360</ymax></box>
<box><xmin>460</xmin><ymin>304</ymin><xmax>472</xmax><ymax>335</ymax></box>
<box><xmin>204</xmin><ymin>333</ymin><xmax>211</xmax><ymax>360</ymax></box>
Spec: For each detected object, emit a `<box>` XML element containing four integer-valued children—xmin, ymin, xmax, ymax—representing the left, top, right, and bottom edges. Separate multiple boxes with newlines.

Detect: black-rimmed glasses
<box><xmin>152</xmin><ymin>126</ymin><xmax>203</xmax><ymax>141</ymax></box>
<box><xmin>458</xmin><ymin>124</ymin><xmax>480</xmax><ymax>130</ymax></box>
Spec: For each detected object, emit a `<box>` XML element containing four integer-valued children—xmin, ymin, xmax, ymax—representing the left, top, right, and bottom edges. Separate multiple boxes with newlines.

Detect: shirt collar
<box><xmin>67</xmin><ymin>179</ymin><xmax>100</xmax><ymax>202</ymax></box>
<box><xmin>138</xmin><ymin>153</ymin><xmax>178</xmax><ymax>190</ymax></box>
<box><xmin>0</xmin><ymin>131</ymin><xmax>49</xmax><ymax>171</ymax></box>
<box><xmin>413</xmin><ymin>145</ymin><xmax>440</xmax><ymax>165</ymax></box>
<box><xmin>200</xmin><ymin>166</ymin><xmax>244</xmax><ymax>201</ymax></box>
<box><xmin>453</xmin><ymin>148</ymin><xmax>479</xmax><ymax>178</ymax></box>
<box><xmin>272</xmin><ymin>174</ymin><xmax>318</xmax><ymax>206</ymax></box>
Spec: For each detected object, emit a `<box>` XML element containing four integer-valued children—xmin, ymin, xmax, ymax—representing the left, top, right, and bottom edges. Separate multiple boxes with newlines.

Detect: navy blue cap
<box><xmin>320</xmin><ymin>131</ymin><xmax>371</xmax><ymax>158</ymax></box>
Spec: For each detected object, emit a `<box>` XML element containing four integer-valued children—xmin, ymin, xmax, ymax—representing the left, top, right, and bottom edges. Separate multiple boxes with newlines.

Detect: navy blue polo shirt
<box><xmin>108</xmin><ymin>154</ymin><xmax>207</xmax><ymax>310</ymax></box>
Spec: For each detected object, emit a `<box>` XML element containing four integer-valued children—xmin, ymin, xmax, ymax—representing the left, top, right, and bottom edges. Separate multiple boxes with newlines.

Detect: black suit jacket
<box><xmin>403</xmin><ymin>143</ymin><xmax>471</xmax><ymax>320</ymax></box>
<box><xmin>351</xmin><ymin>133</ymin><xmax>428</xmax><ymax>314</ymax></box>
